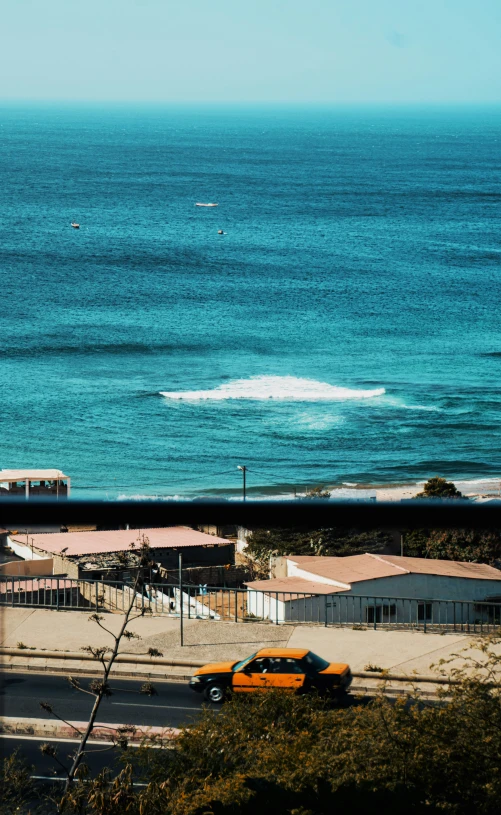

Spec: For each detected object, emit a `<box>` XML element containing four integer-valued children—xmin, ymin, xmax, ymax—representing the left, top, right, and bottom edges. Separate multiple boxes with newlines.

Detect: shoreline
<box><xmin>109</xmin><ymin>476</ymin><xmax>501</xmax><ymax>503</ymax></box>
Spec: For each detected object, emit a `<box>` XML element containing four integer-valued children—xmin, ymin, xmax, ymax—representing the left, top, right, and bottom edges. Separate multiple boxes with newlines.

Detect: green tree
<box><xmin>1</xmin><ymin>750</ymin><xmax>36</xmax><ymax>815</ymax></box>
<box><xmin>245</xmin><ymin>526</ymin><xmax>392</xmax><ymax>567</ymax></box>
<box><xmin>303</xmin><ymin>485</ymin><xmax>331</xmax><ymax>499</ymax></box>
<box><xmin>415</xmin><ymin>476</ymin><xmax>464</xmax><ymax>500</ymax></box>
<box><xmin>403</xmin><ymin>527</ymin><xmax>501</xmax><ymax>565</ymax></box>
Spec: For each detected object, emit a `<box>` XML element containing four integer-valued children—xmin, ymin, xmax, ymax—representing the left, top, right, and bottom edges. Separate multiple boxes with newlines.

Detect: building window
<box><xmin>365</xmin><ymin>604</ymin><xmax>396</xmax><ymax>624</ymax></box>
<box><xmin>418</xmin><ymin>602</ymin><xmax>432</xmax><ymax>622</ymax></box>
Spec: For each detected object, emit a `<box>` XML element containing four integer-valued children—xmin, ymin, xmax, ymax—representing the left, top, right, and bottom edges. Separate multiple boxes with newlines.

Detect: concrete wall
<box><xmin>6</xmin><ymin>537</ymin><xmax>45</xmax><ymax>561</ymax></box>
<box><xmin>247</xmin><ymin>590</ymin><xmax>286</xmax><ymax>622</ymax></box>
<box><xmin>236</xmin><ymin>527</ymin><xmax>252</xmax><ymax>554</ymax></box>
<box><xmin>53</xmin><ymin>554</ymin><xmax>79</xmax><ymax>578</ymax></box>
<box><xmin>0</xmin><ymin>559</ymin><xmax>53</xmax><ymax>576</ymax></box>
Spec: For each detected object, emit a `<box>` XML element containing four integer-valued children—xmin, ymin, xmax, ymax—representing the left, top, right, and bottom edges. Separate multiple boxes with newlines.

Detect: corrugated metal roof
<box><xmin>288</xmin><ymin>554</ymin><xmax>400</xmax><ymax>583</ymax></box>
<box><xmin>10</xmin><ymin>526</ymin><xmax>229</xmax><ymax>558</ymax></box>
<box><xmin>245</xmin><ymin>577</ymin><xmax>345</xmax><ymax>595</ymax></box>
<box><xmin>287</xmin><ymin>553</ymin><xmax>501</xmax><ymax>583</ymax></box>
<box><xmin>377</xmin><ymin>554</ymin><xmax>501</xmax><ymax>580</ymax></box>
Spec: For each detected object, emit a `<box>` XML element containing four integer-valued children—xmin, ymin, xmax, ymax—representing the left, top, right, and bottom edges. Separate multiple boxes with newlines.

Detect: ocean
<box><xmin>1</xmin><ymin>104</ymin><xmax>501</xmax><ymax>499</ymax></box>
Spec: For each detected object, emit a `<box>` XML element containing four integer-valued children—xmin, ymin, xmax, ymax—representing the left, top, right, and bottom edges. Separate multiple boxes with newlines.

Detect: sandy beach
<box><xmin>324</xmin><ymin>478</ymin><xmax>501</xmax><ymax>503</ymax></box>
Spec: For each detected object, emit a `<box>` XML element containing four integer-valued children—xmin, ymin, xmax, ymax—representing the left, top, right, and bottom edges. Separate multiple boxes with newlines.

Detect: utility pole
<box><xmin>179</xmin><ymin>551</ymin><xmax>184</xmax><ymax>646</ymax></box>
<box><xmin>237</xmin><ymin>465</ymin><xmax>247</xmax><ymax>502</ymax></box>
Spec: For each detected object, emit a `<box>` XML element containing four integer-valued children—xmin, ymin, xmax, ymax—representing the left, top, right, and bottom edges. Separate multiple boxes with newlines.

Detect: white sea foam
<box><xmin>160</xmin><ymin>376</ymin><xmax>385</xmax><ymax>402</ymax></box>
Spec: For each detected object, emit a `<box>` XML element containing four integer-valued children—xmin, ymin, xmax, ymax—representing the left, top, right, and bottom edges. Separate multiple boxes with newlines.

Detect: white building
<box><xmin>245</xmin><ymin>553</ymin><xmax>501</xmax><ymax>627</ymax></box>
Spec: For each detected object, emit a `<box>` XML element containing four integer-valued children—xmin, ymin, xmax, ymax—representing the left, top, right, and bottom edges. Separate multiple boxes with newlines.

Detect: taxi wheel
<box><xmin>204</xmin><ymin>683</ymin><xmax>226</xmax><ymax>704</ymax></box>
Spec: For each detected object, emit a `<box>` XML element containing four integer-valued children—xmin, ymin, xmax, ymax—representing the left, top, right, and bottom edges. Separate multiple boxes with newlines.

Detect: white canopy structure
<box><xmin>0</xmin><ymin>469</ymin><xmax>70</xmax><ymax>499</ymax></box>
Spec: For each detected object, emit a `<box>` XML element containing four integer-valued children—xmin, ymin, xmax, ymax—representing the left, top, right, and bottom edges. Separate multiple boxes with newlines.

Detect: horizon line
<box><xmin>1</xmin><ymin>99</ymin><xmax>501</xmax><ymax>107</ymax></box>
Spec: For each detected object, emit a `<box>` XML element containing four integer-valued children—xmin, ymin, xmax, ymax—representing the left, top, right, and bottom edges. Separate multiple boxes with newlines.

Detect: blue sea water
<box><xmin>1</xmin><ymin>104</ymin><xmax>501</xmax><ymax>499</ymax></box>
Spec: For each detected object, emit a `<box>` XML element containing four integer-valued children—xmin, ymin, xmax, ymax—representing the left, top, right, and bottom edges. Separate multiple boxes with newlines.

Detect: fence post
<box><xmin>324</xmin><ymin>594</ymin><xmax>328</xmax><ymax>627</ymax></box>
<box><xmin>235</xmin><ymin>588</ymin><xmax>238</xmax><ymax>623</ymax></box>
<box><xmin>56</xmin><ymin>579</ymin><xmax>60</xmax><ymax>611</ymax></box>
<box><xmin>179</xmin><ymin>552</ymin><xmax>184</xmax><ymax>646</ymax></box>
<box><xmin>95</xmin><ymin>581</ymin><xmax>99</xmax><ymax>611</ymax></box>
<box><xmin>11</xmin><ymin>578</ymin><xmax>14</xmax><ymax>607</ymax></box>
<box><xmin>373</xmin><ymin>598</ymin><xmax>377</xmax><ymax>630</ymax></box>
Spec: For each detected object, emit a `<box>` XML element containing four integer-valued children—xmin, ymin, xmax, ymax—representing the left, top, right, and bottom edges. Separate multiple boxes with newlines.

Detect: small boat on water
<box><xmin>71</xmin><ymin>222</ymin><xmax>80</xmax><ymax>229</ymax></box>
<box><xmin>195</xmin><ymin>203</ymin><xmax>218</xmax><ymax>207</ymax></box>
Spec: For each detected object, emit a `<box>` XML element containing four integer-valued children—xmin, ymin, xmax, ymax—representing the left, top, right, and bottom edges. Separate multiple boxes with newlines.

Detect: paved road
<box><xmin>1</xmin><ymin>735</ymin><xmax>127</xmax><ymax>780</ymax></box>
<box><xmin>0</xmin><ymin>671</ymin><xmax>214</xmax><ymax>728</ymax></box>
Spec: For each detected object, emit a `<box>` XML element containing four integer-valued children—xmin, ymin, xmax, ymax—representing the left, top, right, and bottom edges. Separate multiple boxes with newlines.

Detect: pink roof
<box><xmin>245</xmin><ymin>577</ymin><xmax>344</xmax><ymax>595</ymax></box>
<box><xmin>288</xmin><ymin>554</ymin><xmax>399</xmax><ymax>584</ymax></box>
<box><xmin>11</xmin><ymin>527</ymin><xmax>228</xmax><ymax>558</ymax></box>
<box><xmin>378</xmin><ymin>554</ymin><xmax>501</xmax><ymax>580</ymax></box>
<box><xmin>287</xmin><ymin>553</ymin><xmax>501</xmax><ymax>583</ymax></box>
<box><xmin>0</xmin><ymin>578</ymin><xmax>74</xmax><ymax>594</ymax></box>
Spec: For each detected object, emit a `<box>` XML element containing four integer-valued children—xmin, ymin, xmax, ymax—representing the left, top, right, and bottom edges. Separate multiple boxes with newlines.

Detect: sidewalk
<box><xmin>0</xmin><ymin>607</ymin><xmax>493</xmax><ymax>680</ymax></box>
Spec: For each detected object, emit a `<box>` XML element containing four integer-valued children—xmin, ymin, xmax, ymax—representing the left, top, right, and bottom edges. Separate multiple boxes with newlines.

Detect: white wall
<box><xmin>7</xmin><ymin>537</ymin><xmax>45</xmax><ymax>560</ymax></box>
<box><xmin>287</xmin><ymin>560</ymin><xmax>350</xmax><ymax>589</ymax></box>
<box><xmin>247</xmin><ymin>590</ymin><xmax>286</xmax><ymax>622</ymax></box>
<box><xmin>236</xmin><ymin>527</ymin><xmax>252</xmax><ymax>555</ymax></box>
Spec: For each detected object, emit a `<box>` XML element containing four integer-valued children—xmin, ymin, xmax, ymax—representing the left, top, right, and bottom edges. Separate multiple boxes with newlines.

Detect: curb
<box><xmin>0</xmin><ymin>647</ymin><xmax>205</xmax><ymax>668</ymax></box>
<box><xmin>0</xmin><ymin>661</ymin><xmax>193</xmax><ymax>681</ymax></box>
<box><xmin>1</xmin><ymin>650</ymin><xmax>459</xmax><ymax>686</ymax></box>
<box><xmin>0</xmin><ymin>716</ymin><xmax>180</xmax><ymax>743</ymax></box>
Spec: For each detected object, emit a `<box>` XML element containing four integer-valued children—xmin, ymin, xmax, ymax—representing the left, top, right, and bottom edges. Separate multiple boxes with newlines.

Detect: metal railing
<box><xmin>2</xmin><ymin>576</ymin><xmax>501</xmax><ymax>633</ymax></box>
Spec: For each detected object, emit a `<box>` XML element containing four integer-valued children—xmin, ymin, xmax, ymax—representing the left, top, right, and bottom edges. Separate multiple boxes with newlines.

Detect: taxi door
<box><xmin>265</xmin><ymin>658</ymin><xmax>306</xmax><ymax>691</ymax></box>
<box><xmin>232</xmin><ymin>657</ymin><xmax>274</xmax><ymax>693</ymax></box>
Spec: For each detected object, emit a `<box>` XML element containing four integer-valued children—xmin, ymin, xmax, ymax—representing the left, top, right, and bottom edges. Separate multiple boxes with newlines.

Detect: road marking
<box><xmin>112</xmin><ymin>702</ymin><xmax>199</xmax><ymax>711</ymax></box>
<box><xmin>0</xmin><ymin>735</ymin><xmax>162</xmax><ymax>749</ymax></box>
<box><xmin>31</xmin><ymin>776</ymin><xmax>148</xmax><ymax>786</ymax></box>
<box><xmin>0</xmin><ymin>734</ymin><xmax>115</xmax><ymax>745</ymax></box>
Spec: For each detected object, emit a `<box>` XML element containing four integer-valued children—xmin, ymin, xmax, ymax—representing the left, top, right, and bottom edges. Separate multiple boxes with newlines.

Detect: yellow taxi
<box><xmin>189</xmin><ymin>647</ymin><xmax>352</xmax><ymax>703</ymax></box>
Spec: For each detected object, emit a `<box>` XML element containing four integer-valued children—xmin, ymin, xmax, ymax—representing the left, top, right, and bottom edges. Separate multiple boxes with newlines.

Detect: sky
<box><xmin>1</xmin><ymin>0</ymin><xmax>500</xmax><ymax>103</ymax></box>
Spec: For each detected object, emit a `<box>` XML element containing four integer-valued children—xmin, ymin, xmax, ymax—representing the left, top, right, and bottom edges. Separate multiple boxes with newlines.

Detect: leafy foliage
<box><xmin>403</xmin><ymin>477</ymin><xmax>501</xmax><ymax>565</ymax></box>
<box><xmin>415</xmin><ymin>476</ymin><xmax>464</xmax><ymax>500</ymax></box>
<box><xmin>245</xmin><ymin>526</ymin><xmax>392</xmax><ymax>565</ymax></box>
<box><xmin>1</xmin><ymin>750</ymin><xmax>35</xmax><ymax>815</ymax></box>
<box><xmin>403</xmin><ymin>527</ymin><xmax>501</xmax><ymax>565</ymax></box>
<box><xmin>303</xmin><ymin>485</ymin><xmax>331</xmax><ymax>499</ymax></box>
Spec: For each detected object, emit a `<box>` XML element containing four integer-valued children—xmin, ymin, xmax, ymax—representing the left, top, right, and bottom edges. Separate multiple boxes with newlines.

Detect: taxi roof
<box><xmin>255</xmin><ymin>648</ymin><xmax>310</xmax><ymax>658</ymax></box>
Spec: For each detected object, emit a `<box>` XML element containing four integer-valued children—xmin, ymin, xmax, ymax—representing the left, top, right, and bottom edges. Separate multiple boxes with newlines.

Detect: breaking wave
<box><xmin>160</xmin><ymin>376</ymin><xmax>385</xmax><ymax>402</ymax></box>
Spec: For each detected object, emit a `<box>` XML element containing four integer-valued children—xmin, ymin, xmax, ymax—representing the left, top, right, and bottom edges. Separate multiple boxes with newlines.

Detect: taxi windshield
<box><xmin>303</xmin><ymin>651</ymin><xmax>330</xmax><ymax>672</ymax></box>
<box><xmin>233</xmin><ymin>653</ymin><xmax>258</xmax><ymax>672</ymax></box>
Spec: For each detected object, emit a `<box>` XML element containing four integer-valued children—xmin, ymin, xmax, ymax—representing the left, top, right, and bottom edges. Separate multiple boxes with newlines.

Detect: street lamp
<box><xmin>237</xmin><ymin>465</ymin><xmax>247</xmax><ymax>502</ymax></box>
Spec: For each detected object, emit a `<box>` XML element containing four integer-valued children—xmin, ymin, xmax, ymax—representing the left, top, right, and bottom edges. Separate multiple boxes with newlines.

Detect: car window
<box><xmin>247</xmin><ymin>658</ymin><xmax>272</xmax><ymax>673</ymax></box>
<box><xmin>303</xmin><ymin>652</ymin><xmax>330</xmax><ymax>672</ymax></box>
<box><xmin>233</xmin><ymin>653</ymin><xmax>258</xmax><ymax>672</ymax></box>
<box><xmin>272</xmin><ymin>658</ymin><xmax>304</xmax><ymax>674</ymax></box>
